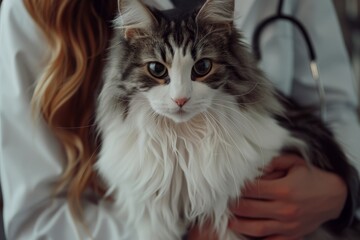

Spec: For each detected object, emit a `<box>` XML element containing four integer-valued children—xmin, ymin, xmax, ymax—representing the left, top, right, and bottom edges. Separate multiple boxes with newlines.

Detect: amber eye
<box><xmin>192</xmin><ymin>58</ymin><xmax>212</xmax><ymax>78</ymax></box>
<box><xmin>148</xmin><ymin>62</ymin><xmax>168</xmax><ymax>79</ymax></box>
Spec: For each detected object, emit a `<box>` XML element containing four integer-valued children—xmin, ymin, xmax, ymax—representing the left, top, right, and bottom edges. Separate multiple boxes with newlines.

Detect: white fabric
<box><xmin>0</xmin><ymin>0</ymin><xmax>359</xmax><ymax>239</ymax></box>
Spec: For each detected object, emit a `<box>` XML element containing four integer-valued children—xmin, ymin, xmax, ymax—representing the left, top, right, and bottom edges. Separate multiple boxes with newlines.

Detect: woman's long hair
<box><xmin>24</xmin><ymin>0</ymin><xmax>117</xmax><ymax>219</ymax></box>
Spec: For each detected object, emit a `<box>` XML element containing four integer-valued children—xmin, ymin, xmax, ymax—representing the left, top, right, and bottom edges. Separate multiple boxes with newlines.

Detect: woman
<box><xmin>0</xmin><ymin>0</ymin><xmax>359</xmax><ymax>239</ymax></box>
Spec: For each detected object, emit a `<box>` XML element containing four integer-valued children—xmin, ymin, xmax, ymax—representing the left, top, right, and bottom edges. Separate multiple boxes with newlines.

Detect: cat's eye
<box><xmin>192</xmin><ymin>58</ymin><xmax>212</xmax><ymax>78</ymax></box>
<box><xmin>148</xmin><ymin>62</ymin><xmax>168</xmax><ymax>79</ymax></box>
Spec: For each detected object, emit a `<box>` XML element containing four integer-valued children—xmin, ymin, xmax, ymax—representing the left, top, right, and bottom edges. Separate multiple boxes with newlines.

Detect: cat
<box><xmin>95</xmin><ymin>0</ymin><xmax>359</xmax><ymax>239</ymax></box>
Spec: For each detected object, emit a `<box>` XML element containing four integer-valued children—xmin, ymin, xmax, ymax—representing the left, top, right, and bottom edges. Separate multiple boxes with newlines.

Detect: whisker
<box><xmin>210</xmin><ymin>101</ymin><xmax>265</xmax><ymax>160</ymax></box>
<box><xmin>206</xmin><ymin>110</ymin><xmax>248</xmax><ymax>160</ymax></box>
<box><xmin>205</xmin><ymin>111</ymin><xmax>249</xmax><ymax>192</ymax></box>
<box><xmin>212</xmin><ymin>98</ymin><xmax>264</xmax><ymax>106</ymax></box>
<box><xmin>203</xmin><ymin>112</ymin><xmax>238</xmax><ymax>182</ymax></box>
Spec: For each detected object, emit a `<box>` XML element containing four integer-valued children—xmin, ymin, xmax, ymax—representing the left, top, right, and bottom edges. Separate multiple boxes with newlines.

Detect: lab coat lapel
<box><xmin>235</xmin><ymin>0</ymin><xmax>256</xmax><ymax>27</ymax></box>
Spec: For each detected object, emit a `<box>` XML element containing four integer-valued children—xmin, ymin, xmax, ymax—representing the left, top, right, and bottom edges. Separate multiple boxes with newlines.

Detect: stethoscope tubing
<box><xmin>252</xmin><ymin>15</ymin><xmax>316</xmax><ymax>62</ymax></box>
<box><xmin>251</xmin><ymin>1</ymin><xmax>326</xmax><ymax>120</ymax></box>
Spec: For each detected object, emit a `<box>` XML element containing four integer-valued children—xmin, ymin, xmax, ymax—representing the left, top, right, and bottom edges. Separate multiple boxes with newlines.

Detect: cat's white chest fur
<box><xmin>96</xmin><ymin>95</ymin><xmax>297</xmax><ymax>240</ymax></box>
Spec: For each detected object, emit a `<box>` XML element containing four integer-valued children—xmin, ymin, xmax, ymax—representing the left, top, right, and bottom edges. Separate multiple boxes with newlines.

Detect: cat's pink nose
<box><xmin>174</xmin><ymin>98</ymin><xmax>189</xmax><ymax>107</ymax></box>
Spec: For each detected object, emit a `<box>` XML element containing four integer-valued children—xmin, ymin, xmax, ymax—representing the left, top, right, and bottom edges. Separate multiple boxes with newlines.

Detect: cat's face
<box><xmin>104</xmin><ymin>0</ymin><xmax>277</xmax><ymax>123</ymax></box>
<box><xmin>131</xmin><ymin>12</ymin><xmax>233</xmax><ymax>123</ymax></box>
<box><xmin>143</xmin><ymin>47</ymin><xmax>218</xmax><ymax>123</ymax></box>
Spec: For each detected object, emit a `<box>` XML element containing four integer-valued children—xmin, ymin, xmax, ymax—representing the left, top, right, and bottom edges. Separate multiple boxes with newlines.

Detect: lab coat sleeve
<box><xmin>0</xmin><ymin>0</ymin><xmax>131</xmax><ymax>239</ymax></box>
<box><xmin>291</xmin><ymin>0</ymin><xmax>360</xmax><ymax>230</ymax></box>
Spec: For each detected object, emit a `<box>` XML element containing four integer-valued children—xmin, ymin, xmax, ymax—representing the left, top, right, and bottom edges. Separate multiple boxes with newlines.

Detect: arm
<box><xmin>0</xmin><ymin>0</ymin><xmax>129</xmax><ymax>239</ymax></box>
<box><xmin>291</xmin><ymin>0</ymin><xmax>360</xmax><ymax>229</ymax></box>
<box><xmin>229</xmin><ymin>0</ymin><xmax>359</xmax><ymax>238</ymax></box>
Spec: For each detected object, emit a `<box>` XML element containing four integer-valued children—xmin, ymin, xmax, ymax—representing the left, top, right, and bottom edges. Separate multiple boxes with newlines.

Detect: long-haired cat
<box><xmin>95</xmin><ymin>0</ymin><xmax>359</xmax><ymax>239</ymax></box>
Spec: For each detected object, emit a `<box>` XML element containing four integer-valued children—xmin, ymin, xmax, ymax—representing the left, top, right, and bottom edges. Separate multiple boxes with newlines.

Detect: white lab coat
<box><xmin>0</xmin><ymin>0</ymin><xmax>359</xmax><ymax>239</ymax></box>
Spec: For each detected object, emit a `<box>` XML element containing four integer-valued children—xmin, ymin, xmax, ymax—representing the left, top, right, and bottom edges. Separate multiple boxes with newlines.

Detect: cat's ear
<box><xmin>117</xmin><ymin>0</ymin><xmax>157</xmax><ymax>39</ymax></box>
<box><xmin>196</xmin><ymin>0</ymin><xmax>235</xmax><ymax>26</ymax></box>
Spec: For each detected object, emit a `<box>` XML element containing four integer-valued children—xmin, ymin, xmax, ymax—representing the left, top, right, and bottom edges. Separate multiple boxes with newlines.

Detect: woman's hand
<box><xmin>228</xmin><ymin>154</ymin><xmax>348</xmax><ymax>240</ymax></box>
<box><xmin>187</xmin><ymin>222</ymin><xmax>219</xmax><ymax>240</ymax></box>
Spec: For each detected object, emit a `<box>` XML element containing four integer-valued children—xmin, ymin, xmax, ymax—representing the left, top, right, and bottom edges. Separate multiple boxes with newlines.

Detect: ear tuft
<box><xmin>196</xmin><ymin>0</ymin><xmax>235</xmax><ymax>25</ymax></box>
<box><xmin>116</xmin><ymin>0</ymin><xmax>157</xmax><ymax>39</ymax></box>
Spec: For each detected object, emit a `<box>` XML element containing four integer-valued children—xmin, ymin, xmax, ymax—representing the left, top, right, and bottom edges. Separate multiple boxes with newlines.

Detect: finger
<box><xmin>228</xmin><ymin>218</ymin><xmax>281</xmax><ymax>237</ymax></box>
<box><xmin>242</xmin><ymin>180</ymin><xmax>289</xmax><ymax>200</ymax></box>
<box><xmin>260</xmin><ymin>171</ymin><xmax>287</xmax><ymax>180</ymax></box>
<box><xmin>265</xmin><ymin>155</ymin><xmax>305</xmax><ymax>173</ymax></box>
<box><xmin>242</xmin><ymin>155</ymin><xmax>306</xmax><ymax>200</ymax></box>
<box><xmin>187</xmin><ymin>226</ymin><xmax>218</xmax><ymax>240</ymax></box>
<box><xmin>187</xmin><ymin>221</ymin><xmax>219</xmax><ymax>240</ymax></box>
<box><xmin>264</xmin><ymin>236</ymin><xmax>303</xmax><ymax>240</ymax></box>
<box><xmin>230</xmin><ymin>199</ymin><xmax>290</xmax><ymax>221</ymax></box>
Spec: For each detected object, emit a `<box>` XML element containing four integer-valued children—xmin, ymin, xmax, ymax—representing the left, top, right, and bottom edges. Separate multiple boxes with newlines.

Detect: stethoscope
<box><xmin>252</xmin><ymin>0</ymin><xmax>327</xmax><ymax>120</ymax></box>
